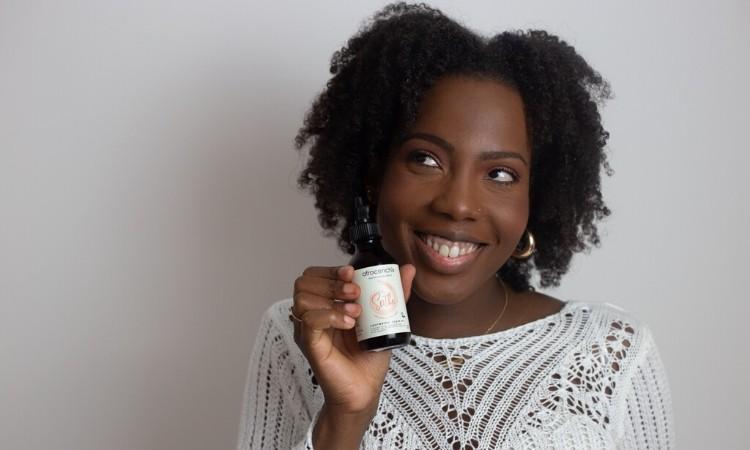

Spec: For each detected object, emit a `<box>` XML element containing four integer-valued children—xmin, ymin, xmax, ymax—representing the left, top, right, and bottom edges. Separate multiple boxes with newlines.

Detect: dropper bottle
<box><xmin>349</xmin><ymin>196</ymin><xmax>411</xmax><ymax>351</ymax></box>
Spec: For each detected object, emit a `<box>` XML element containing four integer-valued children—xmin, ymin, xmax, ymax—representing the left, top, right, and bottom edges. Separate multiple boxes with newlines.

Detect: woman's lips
<box><xmin>413</xmin><ymin>232</ymin><xmax>484</xmax><ymax>275</ymax></box>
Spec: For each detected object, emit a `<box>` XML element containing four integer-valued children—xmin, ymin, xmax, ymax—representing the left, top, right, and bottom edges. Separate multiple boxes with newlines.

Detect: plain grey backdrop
<box><xmin>1</xmin><ymin>0</ymin><xmax>748</xmax><ymax>449</ymax></box>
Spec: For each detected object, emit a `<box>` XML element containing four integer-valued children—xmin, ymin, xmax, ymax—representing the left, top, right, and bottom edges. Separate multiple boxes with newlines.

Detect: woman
<box><xmin>238</xmin><ymin>3</ymin><xmax>674</xmax><ymax>449</ymax></box>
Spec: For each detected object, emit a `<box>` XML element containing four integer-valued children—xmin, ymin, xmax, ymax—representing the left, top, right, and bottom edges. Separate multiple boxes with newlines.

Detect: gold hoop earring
<box><xmin>512</xmin><ymin>230</ymin><xmax>536</xmax><ymax>259</ymax></box>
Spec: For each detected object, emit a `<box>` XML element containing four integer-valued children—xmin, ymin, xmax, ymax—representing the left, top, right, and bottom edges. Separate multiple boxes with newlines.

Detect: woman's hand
<box><xmin>291</xmin><ymin>264</ymin><xmax>416</xmax><ymax>416</ymax></box>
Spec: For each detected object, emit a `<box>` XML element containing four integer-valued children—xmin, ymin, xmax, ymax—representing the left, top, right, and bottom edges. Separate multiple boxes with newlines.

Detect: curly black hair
<box><xmin>294</xmin><ymin>2</ymin><xmax>612</xmax><ymax>292</ymax></box>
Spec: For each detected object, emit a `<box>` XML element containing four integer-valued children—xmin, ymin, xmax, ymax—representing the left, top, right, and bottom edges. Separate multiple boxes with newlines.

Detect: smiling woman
<box><xmin>237</xmin><ymin>3</ymin><xmax>674</xmax><ymax>449</ymax></box>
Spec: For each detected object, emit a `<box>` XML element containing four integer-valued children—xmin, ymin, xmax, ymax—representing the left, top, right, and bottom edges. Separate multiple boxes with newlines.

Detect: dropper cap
<box><xmin>349</xmin><ymin>196</ymin><xmax>380</xmax><ymax>243</ymax></box>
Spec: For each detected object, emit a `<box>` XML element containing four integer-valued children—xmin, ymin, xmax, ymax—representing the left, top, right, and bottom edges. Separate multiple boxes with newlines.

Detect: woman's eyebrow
<box><xmin>399</xmin><ymin>132</ymin><xmax>528</xmax><ymax>166</ymax></box>
<box><xmin>478</xmin><ymin>150</ymin><xmax>528</xmax><ymax>166</ymax></box>
<box><xmin>399</xmin><ymin>132</ymin><xmax>456</xmax><ymax>152</ymax></box>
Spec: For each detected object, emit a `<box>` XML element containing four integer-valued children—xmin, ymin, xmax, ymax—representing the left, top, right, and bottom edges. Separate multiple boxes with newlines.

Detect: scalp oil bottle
<box><xmin>348</xmin><ymin>196</ymin><xmax>411</xmax><ymax>352</ymax></box>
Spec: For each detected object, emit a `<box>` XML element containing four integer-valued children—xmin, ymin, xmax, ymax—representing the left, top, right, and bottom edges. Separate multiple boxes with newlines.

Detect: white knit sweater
<box><xmin>237</xmin><ymin>298</ymin><xmax>674</xmax><ymax>449</ymax></box>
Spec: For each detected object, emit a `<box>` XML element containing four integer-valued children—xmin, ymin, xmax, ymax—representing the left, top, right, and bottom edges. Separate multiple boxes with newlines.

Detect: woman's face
<box><xmin>376</xmin><ymin>75</ymin><xmax>531</xmax><ymax>305</ymax></box>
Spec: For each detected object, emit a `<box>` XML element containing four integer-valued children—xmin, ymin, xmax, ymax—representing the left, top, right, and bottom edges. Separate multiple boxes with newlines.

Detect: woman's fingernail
<box><xmin>344</xmin><ymin>316</ymin><xmax>355</xmax><ymax>326</ymax></box>
<box><xmin>343</xmin><ymin>283</ymin><xmax>355</xmax><ymax>294</ymax></box>
<box><xmin>344</xmin><ymin>303</ymin><xmax>358</xmax><ymax>313</ymax></box>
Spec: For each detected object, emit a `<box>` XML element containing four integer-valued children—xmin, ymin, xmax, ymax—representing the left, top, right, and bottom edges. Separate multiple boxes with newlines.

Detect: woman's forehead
<box><xmin>406</xmin><ymin>76</ymin><xmax>530</xmax><ymax>158</ymax></box>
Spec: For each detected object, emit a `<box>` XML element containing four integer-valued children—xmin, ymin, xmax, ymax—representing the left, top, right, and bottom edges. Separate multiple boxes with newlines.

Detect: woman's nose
<box><xmin>430</xmin><ymin>173</ymin><xmax>481</xmax><ymax>221</ymax></box>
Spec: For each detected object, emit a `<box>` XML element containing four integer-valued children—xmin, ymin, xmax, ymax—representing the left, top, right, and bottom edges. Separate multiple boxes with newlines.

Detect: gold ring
<box><xmin>288</xmin><ymin>306</ymin><xmax>303</xmax><ymax>323</ymax></box>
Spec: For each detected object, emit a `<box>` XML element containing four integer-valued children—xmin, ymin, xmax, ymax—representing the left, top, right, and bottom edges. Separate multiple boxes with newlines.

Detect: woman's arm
<box><xmin>312</xmin><ymin>404</ymin><xmax>376</xmax><ymax>449</ymax></box>
<box><xmin>236</xmin><ymin>300</ymin><xmax>377</xmax><ymax>450</ymax></box>
<box><xmin>617</xmin><ymin>331</ymin><xmax>676</xmax><ymax>449</ymax></box>
<box><xmin>236</xmin><ymin>303</ymin><xmax>315</xmax><ymax>450</ymax></box>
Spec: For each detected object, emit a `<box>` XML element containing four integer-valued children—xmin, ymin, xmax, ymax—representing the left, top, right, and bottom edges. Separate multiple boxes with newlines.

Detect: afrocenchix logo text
<box><xmin>360</xmin><ymin>266</ymin><xmax>396</xmax><ymax>277</ymax></box>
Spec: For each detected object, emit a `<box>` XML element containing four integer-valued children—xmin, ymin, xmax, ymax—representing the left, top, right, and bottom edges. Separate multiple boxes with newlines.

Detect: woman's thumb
<box><xmin>399</xmin><ymin>264</ymin><xmax>416</xmax><ymax>303</ymax></box>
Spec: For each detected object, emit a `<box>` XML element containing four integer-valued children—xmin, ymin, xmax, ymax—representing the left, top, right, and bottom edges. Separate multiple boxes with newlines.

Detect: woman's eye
<box><xmin>488</xmin><ymin>168</ymin><xmax>517</xmax><ymax>183</ymax></box>
<box><xmin>409</xmin><ymin>151</ymin><xmax>440</xmax><ymax>168</ymax></box>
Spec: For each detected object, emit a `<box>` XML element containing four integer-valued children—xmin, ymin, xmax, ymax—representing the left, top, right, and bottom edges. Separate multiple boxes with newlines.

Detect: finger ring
<box><xmin>288</xmin><ymin>306</ymin><xmax>303</xmax><ymax>323</ymax></box>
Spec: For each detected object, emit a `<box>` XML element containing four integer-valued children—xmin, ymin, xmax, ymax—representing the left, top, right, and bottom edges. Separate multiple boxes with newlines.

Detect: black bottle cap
<box><xmin>349</xmin><ymin>196</ymin><xmax>380</xmax><ymax>243</ymax></box>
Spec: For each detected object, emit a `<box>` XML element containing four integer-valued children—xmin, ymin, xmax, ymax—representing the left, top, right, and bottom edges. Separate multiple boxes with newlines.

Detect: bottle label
<box><xmin>352</xmin><ymin>264</ymin><xmax>411</xmax><ymax>341</ymax></box>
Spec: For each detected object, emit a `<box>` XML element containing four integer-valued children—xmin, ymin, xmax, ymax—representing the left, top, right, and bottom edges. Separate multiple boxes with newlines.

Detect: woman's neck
<box><xmin>406</xmin><ymin>279</ymin><xmax>566</xmax><ymax>339</ymax></box>
<box><xmin>406</xmin><ymin>277</ymin><xmax>510</xmax><ymax>339</ymax></box>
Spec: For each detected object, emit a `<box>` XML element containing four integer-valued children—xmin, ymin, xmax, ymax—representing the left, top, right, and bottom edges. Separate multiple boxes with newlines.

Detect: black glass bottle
<box><xmin>349</xmin><ymin>197</ymin><xmax>411</xmax><ymax>352</ymax></box>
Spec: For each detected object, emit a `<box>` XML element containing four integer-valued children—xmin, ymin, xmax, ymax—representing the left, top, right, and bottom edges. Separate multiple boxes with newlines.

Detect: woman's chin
<box><xmin>410</xmin><ymin>279</ymin><xmax>469</xmax><ymax>306</ymax></box>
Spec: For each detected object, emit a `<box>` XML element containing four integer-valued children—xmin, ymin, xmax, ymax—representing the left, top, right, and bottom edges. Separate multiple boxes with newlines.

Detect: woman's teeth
<box><xmin>421</xmin><ymin>233</ymin><xmax>479</xmax><ymax>258</ymax></box>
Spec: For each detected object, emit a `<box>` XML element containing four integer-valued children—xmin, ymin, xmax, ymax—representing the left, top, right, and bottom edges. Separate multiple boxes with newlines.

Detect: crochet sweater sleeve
<box><xmin>236</xmin><ymin>301</ymin><xmax>319</xmax><ymax>450</ymax></box>
<box><xmin>615</xmin><ymin>328</ymin><xmax>675</xmax><ymax>449</ymax></box>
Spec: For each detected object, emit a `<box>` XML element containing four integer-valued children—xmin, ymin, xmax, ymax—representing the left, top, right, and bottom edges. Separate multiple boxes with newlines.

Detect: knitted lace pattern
<box><xmin>237</xmin><ymin>298</ymin><xmax>674</xmax><ymax>449</ymax></box>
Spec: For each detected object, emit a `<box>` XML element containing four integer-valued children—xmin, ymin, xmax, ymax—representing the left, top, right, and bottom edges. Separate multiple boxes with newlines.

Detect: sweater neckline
<box><xmin>408</xmin><ymin>300</ymin><xmax>582</xmax><ymax>346</ymax></box>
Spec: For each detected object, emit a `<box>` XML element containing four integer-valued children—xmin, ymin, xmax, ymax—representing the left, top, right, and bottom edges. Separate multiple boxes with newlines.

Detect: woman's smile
<box><xmin>413</xmin><ymin>231</ymin><xmax>485</xmax><ymax>274</ymax></box>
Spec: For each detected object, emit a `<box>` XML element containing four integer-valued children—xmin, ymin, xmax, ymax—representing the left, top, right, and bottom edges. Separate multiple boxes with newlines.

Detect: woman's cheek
<box><xmin>375</xmin><ymin>182</ymin><xmax>418</xmax><ymax>263</ymax></box>
<box><xmin>506</xmin><ymin>196</ymin><xmax>531</xmax><ymax>248</ymax></box>
<box><xmin>376</xmin><ymin>207</ymin><xmax>396</xmax><ymax>256</ymax></box>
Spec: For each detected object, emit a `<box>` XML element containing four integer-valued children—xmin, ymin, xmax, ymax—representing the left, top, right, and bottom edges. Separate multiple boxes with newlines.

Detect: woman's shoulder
<box><xmin>248</xmin><ymin>299</ymin><xmax>325</xmax><ymax>418</ymax></box>
<box><xmin>254</xmin><ymin>298</ymin><xmax>319</xmax><ymax>381</ymax></box>
<box><xmin>262</xmin><ymin>297</ymin><xmax>294</xmax><ymax>321</ymax></box>
<box><xmin>257</xmin><ymin>298</ymin><xmax>295</xmax><ymax>340</ymax></box>
<box><xmin>558</xmin><ymin>299</ymin><xmax>661</xmax><ymax>367</ymax></box>
<box><xmin>566</xmin><ymin>300</ymin><xmax>651</xmax><ymax>333</ymax></box>
<box><xmin>517</xmin><ymin>290</ymin><xmax>657</xmax><ymax>346</ymax></box>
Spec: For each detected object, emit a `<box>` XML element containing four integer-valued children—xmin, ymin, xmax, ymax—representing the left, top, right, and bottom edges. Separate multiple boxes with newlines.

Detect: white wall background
<box><xmin>1</xmin><ymin>1</ymin><xmax>748</xmax><ymax>449</ymax></box>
